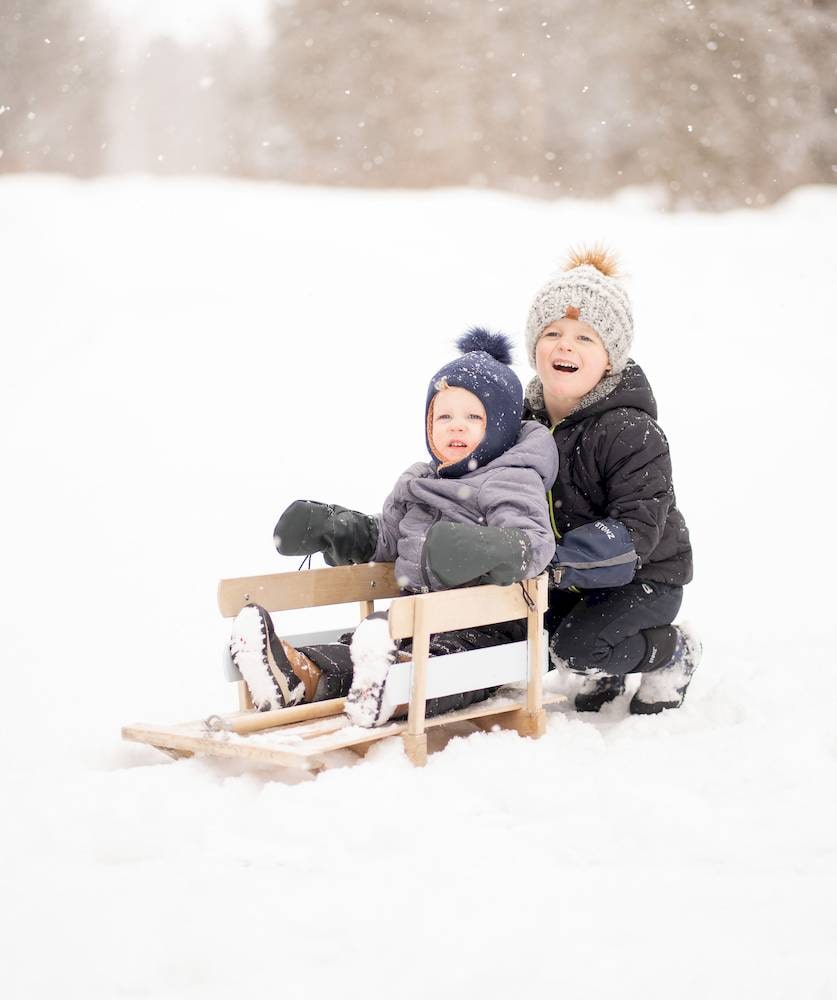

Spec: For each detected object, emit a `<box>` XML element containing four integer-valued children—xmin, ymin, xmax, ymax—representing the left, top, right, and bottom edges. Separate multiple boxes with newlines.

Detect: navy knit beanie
<box><xmin>425</xmin><ymin>328</ymin><xmax>523</xmax><ymax>479</ymax></box>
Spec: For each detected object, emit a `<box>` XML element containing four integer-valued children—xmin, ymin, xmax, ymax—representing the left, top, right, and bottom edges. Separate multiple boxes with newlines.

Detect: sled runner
<box><xmin>122</xmin><ymin>564</ymin><xmax>562</xmax><ymax>771</ymax></box>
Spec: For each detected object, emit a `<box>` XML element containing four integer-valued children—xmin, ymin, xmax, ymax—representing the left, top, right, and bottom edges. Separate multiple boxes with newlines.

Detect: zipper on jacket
<box><xmin>547</xmin><ymin>487</ymin><xmax>562</xmax><ymax>541</ymax></box>
<box><xmin>547</xmin><ymin>422</ymin><xmax>562</xmax><ymax>541</ymax></box>
<box><xmin>418</xmin><ymin>510</ymin><xmax>443</xmax><ymax>591</ymax></box>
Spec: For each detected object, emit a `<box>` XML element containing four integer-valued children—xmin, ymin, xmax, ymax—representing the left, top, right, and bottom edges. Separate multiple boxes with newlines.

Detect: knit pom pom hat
<box><xmin>426</xmin><ymin>328</ymin><xmax>523</xmax><ymax>479</ymax></box>
<box><xmin>525</xmin><ymin>246</ymin><xmax>634</xmax><ymax>374</ymax></box>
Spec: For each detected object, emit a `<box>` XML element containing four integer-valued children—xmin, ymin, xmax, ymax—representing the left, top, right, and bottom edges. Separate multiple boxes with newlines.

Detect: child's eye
<box><xmin>468</xmin><ymin>414</ymin><xmax>484</xmax><ymax>421</ymax></box>
<box><xmin>578</xmin><ymin>335</ymin><xmax>592</xmax><ymax>342</ymax></box>
<box><xmin>543</xmin><ymin>330</ymin><xmax>558</xmax><ymax>338</ymax></box>
<box><xmin>435</xmin><ymin>414</ymin><xmax>450</xmax><ymax>421</ymax></box>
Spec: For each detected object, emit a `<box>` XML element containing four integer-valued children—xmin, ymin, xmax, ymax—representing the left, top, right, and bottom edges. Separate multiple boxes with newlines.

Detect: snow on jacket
<box><xmin>523</xmin><ymin>360</ymin><xmax>693</xmax><ymax>589</ymax></box>
<box><xmin>373</xmin><ymin>421</ymin><xmax>559</xmax><ymax>592</ymax></box>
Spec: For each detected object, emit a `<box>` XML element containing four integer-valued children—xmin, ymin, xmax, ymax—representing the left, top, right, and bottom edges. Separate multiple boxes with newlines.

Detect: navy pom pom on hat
<box><xmin>425</xmin><ymin>327</ymin><xmax>523</xmax><ymax>478</ymax></box>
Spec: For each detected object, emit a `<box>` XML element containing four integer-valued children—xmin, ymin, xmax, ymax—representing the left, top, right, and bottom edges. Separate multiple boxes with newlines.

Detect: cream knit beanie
<box><xmin>525</xmin><ymin>247</ymin><xmax>634</xmax><ymax>374</ymax></box>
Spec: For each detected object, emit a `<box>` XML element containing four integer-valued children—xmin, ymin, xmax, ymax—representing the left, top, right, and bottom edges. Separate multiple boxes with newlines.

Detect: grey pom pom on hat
<box><xmin>525</xmin><ymin>258</ymin><xmax>634</xmax><ymax>374</ymax></box>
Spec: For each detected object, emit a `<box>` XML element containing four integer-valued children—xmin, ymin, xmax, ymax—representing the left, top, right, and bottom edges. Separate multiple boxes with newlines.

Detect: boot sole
<box><xmin>229</xmin><ymin>606</ymin><xmax>304</xmax><ymax>711</ymax></box>
<box><xmin>629</xmin><ymin>696</ymin><xmax>682</xmax><ymax>715</ymax></box>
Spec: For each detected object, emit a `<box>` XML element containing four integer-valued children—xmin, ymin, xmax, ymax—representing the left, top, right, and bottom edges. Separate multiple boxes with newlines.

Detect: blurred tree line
<box><xmin>1</xmin><ymin>0</ymin><xmax>834</xmax><ymax>208</ymax></box>
<box><xmin>0</xmin><ymin>0</ymin><xmax>110</xmax><ymax>174</ymax></box>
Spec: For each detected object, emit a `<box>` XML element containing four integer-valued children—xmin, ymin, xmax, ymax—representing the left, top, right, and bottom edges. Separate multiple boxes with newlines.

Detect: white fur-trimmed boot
<box><xmin>345</xmin><ymin>613</ymin><xmax>399</xmax><ymax>728</ymax></box>
<box><xmin>630</xmin><ymin>623</ymin><xmax>702</xmax><ymax>714</ymax></box>
<box><xmin>229</xmin><ymin>604</ymin><xmax>316</xmax><ymax>711</ymax></box>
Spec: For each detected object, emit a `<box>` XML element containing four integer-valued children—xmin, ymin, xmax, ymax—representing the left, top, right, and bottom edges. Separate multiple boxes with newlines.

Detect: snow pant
<box><xmin>546</xmin><ymin>581</ymin><xmax>684</xmax><ymax>677</ymax></box>
<box><xmin>297</xmin><ymin>618</ymin><xmax>527</xmax><ymax>719</ymax></box>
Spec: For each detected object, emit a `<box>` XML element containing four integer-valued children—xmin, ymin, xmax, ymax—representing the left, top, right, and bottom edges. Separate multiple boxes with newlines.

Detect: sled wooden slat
<box><xmin>405</xmin><ymin>594</ymin><xmax>431</xmax><ymax>765</ymax></box>
<box><xmin>272</xmin><ymin>692</ymin><xmax>567</xmax><ymax>758</ymax></box>
<box><xmin>217</xmin><ymin>562</ymin><xmax>400</xmax><ymax>617</ymax></box>
<box><xmin>526</xmin><ymin>576</ymin><xmax>547</xmax><ymax>733</ymax></box>
<box><xmin>122</xmin><ymin>722</ymin><xmax>330</xmax><ymax>771</ymax></box>
<box><xmin>387</xmin><ymin>580</ymin><xmax>540</xmax><ymax>641</ymax></box>
<box><xmin>221</xmin><ymin>697</ymin><xmax>347</xmax><ymax>734</ymax></box>
<box><xmin>122</xmin><ymin>692</ymin><xmax>566</xmax><ymax>772</ymax></box>
<box><xmin>237</xmin><ymin>680</ymin><xmax>254</xmax><ymax>711</ymax></box>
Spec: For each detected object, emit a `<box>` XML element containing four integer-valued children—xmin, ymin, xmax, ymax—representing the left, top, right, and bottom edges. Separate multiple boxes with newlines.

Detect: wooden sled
<box><xmin>122</xmin><ymin>564</ymin><xmax>563</xmax><ymax>772</ymax></box>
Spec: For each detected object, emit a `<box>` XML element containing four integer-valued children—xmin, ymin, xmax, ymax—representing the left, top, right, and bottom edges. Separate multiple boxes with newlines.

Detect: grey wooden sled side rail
<box><xmin>123</xmin><ymin>566</ymin><xmax>562</xmax><ymax>770</ymax></box>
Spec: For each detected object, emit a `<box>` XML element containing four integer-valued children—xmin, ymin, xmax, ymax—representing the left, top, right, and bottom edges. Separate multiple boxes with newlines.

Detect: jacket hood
<box><xmin>374</xmin><ymin>420</ymin><xmax>559</xmax><ymax>592</ymax></box>
<box><xmin>524</xmin><ymin>359</ymin><xmax>658</xmax><ymax>427</ymax></box>
<box><xmin>426</xmin><ymin>329</ymin><xmax>523</xmax><ymax>479</ymax></box>
<box><xmin>452</xmin><ymin>421</ymin><xmax>558</xmax><ymax>490</ymax></box>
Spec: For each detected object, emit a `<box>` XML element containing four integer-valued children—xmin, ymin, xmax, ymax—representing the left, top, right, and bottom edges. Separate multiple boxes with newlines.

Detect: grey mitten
<box><xmin>423</xmin><ymin>521</ymin><xmax>533</xmax><ymax>588</ymax></box>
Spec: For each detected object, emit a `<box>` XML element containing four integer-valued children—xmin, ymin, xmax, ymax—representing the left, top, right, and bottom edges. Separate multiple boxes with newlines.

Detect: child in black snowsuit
<box><xmin>519</xmin><ymin>246</ymin><xmax>699</xmax><ymax>713</ymax></box>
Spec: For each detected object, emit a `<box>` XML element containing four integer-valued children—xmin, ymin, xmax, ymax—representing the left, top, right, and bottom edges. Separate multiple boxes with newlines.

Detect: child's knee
<box><xmin>550</xmin><ymin>624</ymin><xmax>614</xmax><ymax>674</ymax></box>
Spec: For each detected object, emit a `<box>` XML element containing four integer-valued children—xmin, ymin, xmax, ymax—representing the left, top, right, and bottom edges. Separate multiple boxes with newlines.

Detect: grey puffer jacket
<box><xmin>373</xmin><ymin>421</ymin><xmax>558</xmax><ymax>592</ymax></box>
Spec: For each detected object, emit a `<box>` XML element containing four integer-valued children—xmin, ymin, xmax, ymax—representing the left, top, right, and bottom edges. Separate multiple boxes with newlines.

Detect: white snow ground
<box><xmin>1</xmin><ymin>175</ymin><xmax>835</xmax><ymax>999</ymax></box>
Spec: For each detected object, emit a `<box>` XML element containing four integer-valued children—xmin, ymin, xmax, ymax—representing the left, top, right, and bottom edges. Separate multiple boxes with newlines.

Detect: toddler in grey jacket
<box><xmin>230</xmin><ymin>329</ymin><xmax>558</xmax><ymax>726</ymax></box>
<box><xmin>373</xmin><ymin>345</ymin><xmax>558</xmax><ymax>595</ymax></box>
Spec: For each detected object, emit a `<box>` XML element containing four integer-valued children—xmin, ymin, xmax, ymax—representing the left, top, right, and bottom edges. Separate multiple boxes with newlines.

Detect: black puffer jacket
<box><xmin>523</xmin><ymin>361</ymin><xmax>693</xmax><ymax>587</ymax></box>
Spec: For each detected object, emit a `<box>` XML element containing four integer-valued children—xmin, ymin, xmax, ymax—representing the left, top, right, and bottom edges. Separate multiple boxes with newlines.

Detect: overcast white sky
<box><xmin>101</xmin><ymin>0</ymin><xmax>270</xmax><ymax>44</ymax></box>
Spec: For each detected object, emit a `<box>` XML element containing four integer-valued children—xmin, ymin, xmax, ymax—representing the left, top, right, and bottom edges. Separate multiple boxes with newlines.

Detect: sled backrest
<box><xmin>218</xmin><ymin>562</ymin><xmax>542</xmax><ymax>638</ymax></box>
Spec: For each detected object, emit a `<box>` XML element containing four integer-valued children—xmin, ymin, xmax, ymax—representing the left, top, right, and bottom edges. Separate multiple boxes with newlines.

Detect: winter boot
<box><xmin>546</xmin><ymin>654</ymin><xmax>625</xmax><ymax>712</ymax></box>
<box><xmin>229</xmin><ymin>604</ymin><xmax>320</xmax><ymax>711</ymax></box>
<box><xmin>630</xmin><ymin>624</ymin><xmax>702</xmax><ymax>714</ymax></box>
<box><xmin>345</xmin><ymin>613</ymin><xmax>400</xmax><ymax>728</ymax></box>
<box><xmin>574</xmin><ymin>673</ymin><xmax>627</xmax><ymax>712</ymax></box>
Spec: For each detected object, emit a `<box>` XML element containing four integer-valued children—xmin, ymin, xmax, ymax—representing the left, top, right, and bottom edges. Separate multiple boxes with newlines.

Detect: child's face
<box><xmin>536</xmin><ymin>317</ymin><xmax>610</xmax><ymax>399</ymax></box>
<box><xmin>430</xmin><ymin>386</ymin><xmax>487</xmax><ymax>464</ymax></box>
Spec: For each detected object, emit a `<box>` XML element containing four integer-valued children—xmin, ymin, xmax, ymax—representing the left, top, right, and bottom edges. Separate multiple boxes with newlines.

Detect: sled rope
<box><xmin>519</xmin><ymin>581</ymin><xmax>536</xmax><ymax>612</ymax></box>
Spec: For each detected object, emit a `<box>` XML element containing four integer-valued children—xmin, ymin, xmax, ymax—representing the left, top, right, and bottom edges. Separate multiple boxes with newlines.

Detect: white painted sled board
<box><xmin>384</xmin><ymin>634</ymin><xmax>549</xmax><ymax>705</ymax></box>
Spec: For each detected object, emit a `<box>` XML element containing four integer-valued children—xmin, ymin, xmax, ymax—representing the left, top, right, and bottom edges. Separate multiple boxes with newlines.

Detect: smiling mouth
<box><xmin>553</xmin><ymin>361</ymin><xmax>579</xmax><ymax>373</ymax></box>
<box><xmin>447</xmin><ymin>440</ymin><xmax>469</xmax><ymax>449</ymax></box>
